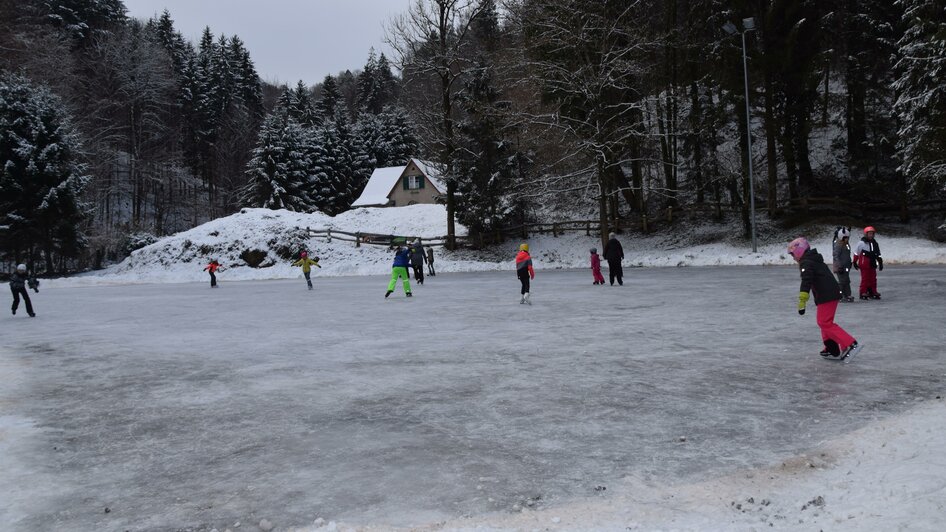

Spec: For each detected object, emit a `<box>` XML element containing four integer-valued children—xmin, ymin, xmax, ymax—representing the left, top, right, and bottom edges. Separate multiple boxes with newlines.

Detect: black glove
<box><xmin>798</xmin><ymin>308</ymin><xmax>806</xmax><ymax>316</ymax></box>
<box><xmin>852</xmin><ymin>261</ymin><xmax>859</xmax><ymax>271</ymax></box>
<box><xmin>878</xmin><ymin>257</ymin><xmax>884</xmax><ymax>271</ymax></box>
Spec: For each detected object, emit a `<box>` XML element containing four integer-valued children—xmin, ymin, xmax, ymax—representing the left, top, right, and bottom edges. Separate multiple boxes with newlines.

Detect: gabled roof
<box><xmin>351</xmin><ymin>166</ymin><xmax>404</xmax><ymax>207</ymax></box>
<box><xmin>409</xmin><ymin>158</ymin><xmax>447</xmax><ymax>194</ymax></box>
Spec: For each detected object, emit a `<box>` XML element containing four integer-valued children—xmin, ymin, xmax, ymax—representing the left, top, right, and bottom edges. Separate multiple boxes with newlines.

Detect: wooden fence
<box><xmin>302</xmin><ymin>198</ymin><xmax>945</xmax><ymax>249</ymax></box>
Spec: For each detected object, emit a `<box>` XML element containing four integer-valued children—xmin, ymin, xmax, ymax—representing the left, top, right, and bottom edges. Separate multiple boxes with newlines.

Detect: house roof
<box><xmin>351</xmin><ymin>159</ymin><xmax>448</xmax><ymax>207</ymax></box>
<box><xmin>351</xmin><ymin>166</ymin><xmax>404</xmax><ymax>207</ymax></box>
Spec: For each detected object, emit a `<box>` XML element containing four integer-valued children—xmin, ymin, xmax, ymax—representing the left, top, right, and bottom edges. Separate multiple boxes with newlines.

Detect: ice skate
<box><xmin>385</xmin><ymin>290</ymin><xmax>393</xmax><ymax>298</ymax></box>
<box><xmin>405</xmin><ymin>292</ymin><xmax>412</xmax><ymax>297</ymax></box>
<box><xmin>839</xmin><ymin>341</ymin><xmax>861</xmax><ymax>361</ymax></box>
<box><xmin>520</xmin><ymin>296</ymin><xmax>525</xmax><ymax>304</ymax></box>
<box><xmin>524</xmin><ymin>293</ymin><xmax>531</xmax><ymax>305</ymax></box>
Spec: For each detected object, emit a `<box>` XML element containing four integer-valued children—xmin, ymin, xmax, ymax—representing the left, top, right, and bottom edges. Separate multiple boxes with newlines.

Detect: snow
<box><xmin>411</xmin><ymin>158</ymin><xmax>447</xmax><ymax>194</ymax></box>
<box><xmin>351</xmin><ymin>166</ymin><xmax>403</xmax><ymax>207</ymax></box>
<box><xmin>44</xmin><ymin>206</ymin><xmax>946</xmax><ymax>289</ymax></box>
<box><xmin>3</xmin><ymin>267</ymin><xmax>945</xmax><ymax>530</ymax></box>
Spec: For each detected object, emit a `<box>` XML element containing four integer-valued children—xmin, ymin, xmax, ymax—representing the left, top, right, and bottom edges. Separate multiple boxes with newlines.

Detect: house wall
<box><xmin>387</xmin><ymin>162</ymin><xmax>441</xmax><ymax>206</ymax></box>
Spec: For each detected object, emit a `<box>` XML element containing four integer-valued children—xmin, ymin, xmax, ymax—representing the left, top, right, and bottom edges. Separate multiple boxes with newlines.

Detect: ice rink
<box><xmin>2</xmin><ymin>266</ymin><xmax>945</xmax><ymax>530</ymax></box>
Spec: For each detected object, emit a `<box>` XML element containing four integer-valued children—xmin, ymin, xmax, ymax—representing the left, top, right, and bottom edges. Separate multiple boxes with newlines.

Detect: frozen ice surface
<box><xmin>2</xmin><ymin>266</ymin><xmax>945</xmax><ymax>530</ymax></box>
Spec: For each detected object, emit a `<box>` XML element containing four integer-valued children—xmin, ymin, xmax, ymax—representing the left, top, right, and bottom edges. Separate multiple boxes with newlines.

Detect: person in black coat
<box><xmin>789</xmin><ymin>237</ymin><xmax>859</xmax><ymax>360</ymax></box>
<box><xmin>602</xmin><ymin>232</ymin><xmax>624</xmax><ymax>286</ymax></box>
<box><xmin>9</xmin><ymin>264</ymin><xmax>37</xmax><ymax>317</ymax></box>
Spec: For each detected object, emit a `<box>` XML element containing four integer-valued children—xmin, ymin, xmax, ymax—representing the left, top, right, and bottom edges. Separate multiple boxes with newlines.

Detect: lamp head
<box><xmin>743</xmin><ymin>17</ymin><xmax>756</xmax><ymax>31</ymax></box>
<box><xmin>723</xmin><ymin>21</ymin><xmax>738</xmax><ymax>35</ymax></box>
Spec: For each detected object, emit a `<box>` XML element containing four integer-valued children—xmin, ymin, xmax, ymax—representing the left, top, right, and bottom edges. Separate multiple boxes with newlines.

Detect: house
<box><xmin>351</xmin><ymin>158</ymin><xmax>447</xmax><ymax>208</ymax></box>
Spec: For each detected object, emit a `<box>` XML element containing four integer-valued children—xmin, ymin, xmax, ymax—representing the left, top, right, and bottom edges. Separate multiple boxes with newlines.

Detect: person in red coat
<box><xmin>203</xmin><ymin>259</ymin><xmax>222</xmax><ymax>287</ymax></box>
<box><xmin>590</xmin><ymin>248</ymin><xmax>605</xmax><ymax>285</ymax></box>
<box><xmin>516</xmin><ymin>243</ymin><xmax>535</xmax><ymax>304</ymax></box>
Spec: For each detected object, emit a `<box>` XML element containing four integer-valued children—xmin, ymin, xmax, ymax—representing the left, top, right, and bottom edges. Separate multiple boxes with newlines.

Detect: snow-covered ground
<box><xmin>3</xmin><ymin>267</ymin><xmax>944</xmax><ymax>531</ymax></box>
<box><xmin>45</xmin><ymin>205</ymin><xmax>946</xmax><ymax>288</ymax></box>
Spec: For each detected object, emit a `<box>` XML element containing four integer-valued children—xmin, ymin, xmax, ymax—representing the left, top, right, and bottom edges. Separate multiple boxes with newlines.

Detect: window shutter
<box><xmin>418</xmin><ymin>176</ymin><xmax>425</xmax><ymax>189</ymax></box>
<box><xmin>403</xmin><ymin>177</ymin><xmax>409</xmax><ymax>190</ymax></box>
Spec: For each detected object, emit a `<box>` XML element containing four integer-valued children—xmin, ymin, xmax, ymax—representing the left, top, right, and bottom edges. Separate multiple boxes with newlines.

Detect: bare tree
<box><xmin>387</xmin><ymin>0</ymin><xmax>488</xmax><ymax>248</ymax></box>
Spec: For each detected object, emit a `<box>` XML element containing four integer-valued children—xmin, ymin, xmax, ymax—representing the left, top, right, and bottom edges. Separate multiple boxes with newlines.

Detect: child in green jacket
<box><xmin>292</xmin><ymin>251</ymin><xmax>321</xmax><ymax>290</ymax></box>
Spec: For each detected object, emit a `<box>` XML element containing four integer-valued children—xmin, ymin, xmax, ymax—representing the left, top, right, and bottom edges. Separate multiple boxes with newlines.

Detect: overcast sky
<box><xmin>123</xmin><ymin>0</ymin><xmax>414</xmax><ymax>86</ymax></box>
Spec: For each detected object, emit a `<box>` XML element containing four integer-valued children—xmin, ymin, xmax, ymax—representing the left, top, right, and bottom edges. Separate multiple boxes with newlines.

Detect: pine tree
<box><xmin>315</xmin><ymin>75</ymin><xmax>341</xmax><ymax>121</ymax></box>
<box><xmin>453</xmin><ymin>63</ymin><xmax>526</xmax><ymax>235</ymax></box>
<box><xmin>291</xmin><ymin>80</ymin><xmax>317</xmax><ymax>126</ymax></box>
<box><xmin>894</xmin><ymin>0</ymin><xmax>946</xmax><ymax>195</ymax></box>
<box><xmin>357</xmin><ymin>49</ymin><xmax>382</xmax><ymax>115</ymax></box>
<box><xmin>375</xmin><ymin>53</ymin><xmax>397</xmax><ymax>109</ymax></box>
<box><xmin>242</xmin><ymin>113</ymin><xmax>316</xmax><ymax>212</ymax></box>
<box><xmin>40</xmin><ymin>0</ymin><xmax>127</xmax><ymax>40</ymax></box>
<box><xmin>0</xmin><ymin>72</ymin><xmax>90</xmax><ymax>272</ymax></box>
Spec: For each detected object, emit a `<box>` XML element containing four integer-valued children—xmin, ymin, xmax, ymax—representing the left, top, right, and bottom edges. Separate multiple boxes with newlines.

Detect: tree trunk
<box><xmin>763</xmin><ymin>68</ymin><xmax>778</xmax><ymax>215</ymax></box>
<box><xmin>598</xmin><ymin>157</ymin><xmax>608</xmax><ymax>251</ymax></box>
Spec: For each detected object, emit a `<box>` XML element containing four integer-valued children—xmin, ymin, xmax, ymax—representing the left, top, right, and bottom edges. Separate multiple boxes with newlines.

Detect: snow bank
<box><xmin>47</xmin><ymin>206</ymin><xmax>946</xmax><ymax>288</ymax></box>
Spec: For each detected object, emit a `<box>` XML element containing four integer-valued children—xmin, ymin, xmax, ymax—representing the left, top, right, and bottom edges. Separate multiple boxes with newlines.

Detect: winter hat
<box><xmin>787</xmin><ymin>237</ymin><xmax>810</xmax><ymax>261</ymax></box>
<box><xmin>590</xmin><ymin>248</ymin><xmax>597</xmax><ymax>254</ymax></box>
<box><xmin>301</xmin><ymin>251</ymin><xmax>308</xmax><ymax>258</ymax></box>
<box><xmin>837</xmin><ymin>227</ymin><xmax>850</xmax><ymax>240</ymax></box>
<box><xmin>519</xmin><ymin>243</ymin><xmax>529</xmax><ymax>252</ymax></box>
<box><xmin>16</xmin><ymin>264</ymin><xmax>26</xmax><ymax>272</ymax></box>
<box><xmin>609</xmin><ymin>232</ymin><xmax>616</xmax><ymax>240</ymax></box>
<box><xmin>863</xmin><ymin>226</ymin><xmax>876</xmax><ymax>234</ymax></box>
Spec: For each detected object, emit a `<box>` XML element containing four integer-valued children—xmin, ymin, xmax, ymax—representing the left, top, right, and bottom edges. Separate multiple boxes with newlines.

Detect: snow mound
<box><xmin>48</xmin><ymin>207</ymin><xmax>946</xmax><ymax>287</ymax></box>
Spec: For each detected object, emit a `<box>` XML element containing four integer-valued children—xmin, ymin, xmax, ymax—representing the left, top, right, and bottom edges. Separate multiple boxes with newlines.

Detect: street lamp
<box><xmin>724</xmin><ymin>17</ymin><xmax>758</xmax><ymax>253</ymax></box>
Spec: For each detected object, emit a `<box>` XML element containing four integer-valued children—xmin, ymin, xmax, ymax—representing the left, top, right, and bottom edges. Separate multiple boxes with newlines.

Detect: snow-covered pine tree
<box><xmin>357</xmin><ymin>49</ymin><xmax>382</xmax><ymax>115</ymax></box>
<box><xmin>337</xmin><ymin>108</ymin><xmax>376</xmax><ymax>209</ymax></box>
<box><xmin>307</xmin><ymin>122</ymin><xmax>347</xmax><ymax>214</ymax></box>
<box><xmin>453</xmin><ymin>63</ymin><xmax>526</xmax><ymax>235</ymax></box>
<box><xmin>150</xmin><ymin>9</ymin><xmax>192</xmax><ymax>76</ymax></box>
<box><xmin>315</xmin><ymin>75</ymin><xmax>341</xmax><ymax>121</ymax></box>
<box><xmin>894</xmin><ymin>0</ymin><xmax>946</xmax><ymax>196</ymax></box>
<box><xmin>0</xmin><ymin>72</ymin><xmax>90</xmax><ymax>271</ymax></box>
<box><xmin>375</xmin><ymin>53</ymin><xmax>397</xmax><ymax>109</ymax></box>
<box><xmin>290</xmin><ymin>80</ymin><xmax>318</xmax><ymax>126</ymax></box>
<box><xmin>39</xmin><ymin>0</ymin><xmax>127</xmax><ymax>41</ymax></box>
<box><xmin>241</xmin><ymin>113</ymin><xmax>316</xmax><ymax>212</ymax></box>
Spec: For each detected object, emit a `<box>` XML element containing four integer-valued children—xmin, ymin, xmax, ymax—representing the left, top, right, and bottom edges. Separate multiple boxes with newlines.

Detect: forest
<box><xmin>2</xmin><ymin>0</ymin><xmax>945</xmax><ymax>272</ymax></box>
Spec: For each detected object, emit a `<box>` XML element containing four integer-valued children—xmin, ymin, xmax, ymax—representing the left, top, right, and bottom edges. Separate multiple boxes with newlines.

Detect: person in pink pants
<box><xmin>590</xmin><ymin>248</ymin><xmax>605</xmax><ymax>285</ymax></box>
<box><xmin>788</xmin><ymin>237</ymin><xmax>861</xmax><ymax>360</ymax></box>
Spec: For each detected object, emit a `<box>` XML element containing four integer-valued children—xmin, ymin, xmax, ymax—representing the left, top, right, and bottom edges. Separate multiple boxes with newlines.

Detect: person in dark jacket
<box><xmin>853</xmin><ymin>226</ymin><xmax>883</xmax><ymax>300</ymax></box>
<box><xmin>602</xmin><ymin>232</ymin><xmax>624</xmax><ymax>285</ymax></box>
<box><xmin>386</xmin><ymin>243</ymin><xmax>413</xmax><ymax>298</ymax></box>
<box><xmin>410</xmin><ymin>239</ymin><xmax>425</xmax><ymax>285</ymax></box>
<box><xmin>789</xmin><ymin>237</ymin><xmax>860</xmax><ymax>360</ymax></box>
<box><xmin>832</xmin><ymin>227</ymin><xmax>855</xmax><ymax>302</ymax></box>
<box><xmin>9</xmin><ymin>264</ymin><xmax>37</xmax><ymax>317</ymax></box>
<box><xmin>426</xmin><ymin>246</ymin><xmax>436</xmax><ymax>276</ymax></box>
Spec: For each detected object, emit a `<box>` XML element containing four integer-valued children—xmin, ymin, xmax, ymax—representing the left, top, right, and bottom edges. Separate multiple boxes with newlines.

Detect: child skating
<box><xmin>853</xmin><ymin>226</ymin><xmax>883</xmax><ymax>300</ymax></box>
<box><xmin>385</xmin><ymin>242</ymin><xmax>412</xmax><ymax>298</ymax></box>
<box><xmin>590</xmin><ymin>248</ymin><xmax>605</xmax><ymax>285</ymax></box>
<box><xmin>426</xmin><ymin>246</ymin><xmax>436</xmax><ymax>276</ymax></box>
<box><xmin>292</xmin><ymin>251</ymin><xmax>321</xmax><ymax>290</ymax></box>
<box><xmin>203</xmin><ymin>259</ymin><xmax>222</xmax><ymax>287</ymax></box>
<box><xmin>832</xmin><ymin>227</ymin><xmax>855</xmax><ymax>302</ymax></box>
<box><xmin>788</xmin><ymin>237</ymin><xmax>861</xmax><ymax>361</ymax></box>
<box><xmin>516</xmin><ymin>243</ymin><xmax>535</xmax><ymax>304</ymax></box>
<box><xmin>10</xmin><ymin>263</ymin><xmax>38</xmax><ymax>317</ymax></box>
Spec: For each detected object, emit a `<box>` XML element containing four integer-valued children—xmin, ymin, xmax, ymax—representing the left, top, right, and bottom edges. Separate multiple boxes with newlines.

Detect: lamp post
<box><xmin>724</xmin><ymin>17</ymin><xmax>757</xmax><ymax>253</ymax></box>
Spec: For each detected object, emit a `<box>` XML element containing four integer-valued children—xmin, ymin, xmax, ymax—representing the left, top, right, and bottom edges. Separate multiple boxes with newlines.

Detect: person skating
<box><xmin>426</xmin><ymin>246</ymin><xmax>436</xmax><ymax>276</ymax></box>
<box><xmin>590</xmin><ymin>248</ymin><xmax>605</xmax><ymax>285</ymax></box>
<box><xmin>603</xmin><ymin>232</ymin><xmax>625</xmax><ymax>285</ymax></box>
<box><xmin>410</xmin><ymin>239</ymin><xmax>425</xmax><ymax>285</ymax></box>
<box><xmin>788</xmin><ymin>237</ymin><xmax>860</xmax><ymax>360</ymax></box>
<box><xmin>203</xmin><ymin>259</ymin><xmax>222</xmax><ymax>287</ymax></box>
<box><xmin>853</xmin><ymin>226</ymin><xmax>883</xmax><ymax>300</ymax></box>
<box><xmin>832</xmin><ymin>227</ymin><xmax>855</xmax><ymax>302</ymax></box>
<box><xmin>516</xmin><ymin>243</ymin><xmax>535</xmax><ymax>304</ymax></box>
<box><xmin>292</xmin><ymin>251</ymin><xmax>321</xmax><ymax>290</ymax></box>
<box><xmin>385</xmin><ymin>243</ymin><xmax>413</xmax><ymax>298</ymax></box>
<box><xmin>10</xmin><ymin>264</ymin><xmax>37</xmax><ymax>317</ymax></box>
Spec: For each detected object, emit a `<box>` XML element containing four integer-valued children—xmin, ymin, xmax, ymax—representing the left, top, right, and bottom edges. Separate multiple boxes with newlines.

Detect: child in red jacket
<box><xmin>203</xmin><ymin>259</ymin><xmax>222</xmax><ymax>287</ymax></box>
<box><xmin>590</xmin><ymin>248</ymin><xmax>605</xmax><ymax>285</ymax></box>
<box><xmin>516</xmin><ymin>243</ymin><xmax>535</xmax><ymax>304</ymax></box>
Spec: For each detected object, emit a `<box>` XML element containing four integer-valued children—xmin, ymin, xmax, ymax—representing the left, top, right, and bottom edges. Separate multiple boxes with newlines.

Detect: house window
<box><xmin>403</xmin><ymin>175</ymin><xmax>425</xmax><ymax>190</ymax></box>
